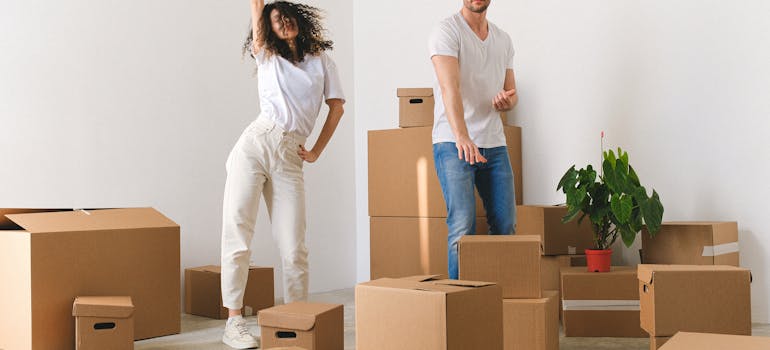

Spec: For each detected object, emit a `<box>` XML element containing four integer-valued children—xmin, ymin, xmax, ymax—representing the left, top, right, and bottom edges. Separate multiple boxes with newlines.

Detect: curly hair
<box><xmin>242</xmin><ymin>1</ymin><xmax>333</xmax><ymax>64</ymax></box>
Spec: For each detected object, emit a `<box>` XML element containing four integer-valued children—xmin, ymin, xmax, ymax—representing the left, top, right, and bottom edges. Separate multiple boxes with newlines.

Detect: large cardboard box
<box><xmin>650</xmin><ymin>336</ymin><xmax>671</xmax><ymax>350</ymax></box>
<box><xmin>516</xmin><ymin>205</ymin><xmax>595</xmax><ymax>255</ymax></box>
<box><xmin>642</xmin><ymin>222</ymin><xmax>739</xmax><ymax>266</ymax></box>
<box><xmin>370</xmin><ymin>216</ymin><xmax>489</xmax><ymax>279</ymax></box>
<box><xmin>72</xmin><ymin>296</ymin><xmax>134</xmax><ymax>350</ymax></box>
<box><xmin>398</xmin><ymin>88</ymin><xmax>435</xmax><ymax>128</ymax></box>
<box><xmin>368</xmin><ymin>126</ymin><xmax>523</xmax><ymax>217</ymax></box>
<box><xmin>185</xmin><ymin>265</ymin><xmax>274</xmax><ymax>319</ymax></box>
<box><xmin>458</xmin><ymin>235</ymin><xmax>542</xmax><ymax>299</ymax></box>
<box><xmin>659</xmin><ymin>332</ymin><xmax>770</xmax><ymax>350</ymax></box>
<box><xmin>259</xmin><ymin>302</ymin><xmax>343</xmax><ymax>350</ymax></box>
<box><xmin>356</xmin><ymin>277</ymin><xmax>503</xmax><ymax>350</ymax></box>
<box><xmin>638</xmin><ymin>264</ymin><xmax>751</xmax><ymax>337</ymax></box>
<box><xmin>503</xmin><ymin>290</ymin><xmax>559</xmax><ymax>350</ymax></box>
<box><xmin>561</xmin><ymin>266</ymin><xmax>646</xmax><ymax>337</ymax></box>
<box><xmin>541</xmin><ymin>255</ymin><xmax>585</xmax><ymax>318</ymax></box>
<box><xmin>0</xmin><ymin>208</ymin><xmax>180</xmax><ymax>350</ymax></box>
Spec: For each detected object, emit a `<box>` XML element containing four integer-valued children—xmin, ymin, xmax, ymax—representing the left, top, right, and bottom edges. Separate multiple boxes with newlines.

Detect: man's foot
<box><xmin>222</xmin><ymin>316</ymin><xmax>260</xmax><ymax>349</ymax></box>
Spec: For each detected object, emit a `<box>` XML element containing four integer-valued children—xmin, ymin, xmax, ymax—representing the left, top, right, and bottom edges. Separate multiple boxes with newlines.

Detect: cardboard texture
<box><xmin>369</xmin><ymin>216</ymin><xmax>489</xmax><ymax>279</ymax></box>
<box><xmin>540</xmin><ymin>255</ymin><xmax>586</xmax><ymax>319</ymax></box>
<box><xmin>516</xmin><ymin>205</ymin><xmax>595</xmax><ymax>255</ymax></box>
<box><xmin>355</xmin><ymin>278</ymin><xmax>503</xmax><ymax>350</ymax></box>
<box><xmin>185</xmin><ymin>265</ymin><xmax>274</xmax><ymax>319</ymax></box>
<box><xmin>0</xmin><ymin>208</ymin><xmax>180</xmax><ymax>350</ymax></box>
<box><xmin>368</xmin><ymin>126</ymin><xmax>523</xmax><ymax>217</ymax></box>
<box><xmin>458</xmin><ymin>235</ymin><xmax>542</xmax><ymax>299</ymax></box>
<box><xmin>73</xmin><ymin>296</ymin><xmax>134</xmax><ymax>350</ymax></box>
<box><xmin>503</xmin><ymin>291</ymin><xmax>559</xmax><ymax>350</ymax></box>
<box><xmin>398</xmin><ymin>88</ymin><xmax>435</xmax><ymax>128</ymax></box>
<box><xmin>642</xmin><ymin>222</ymin><xmax>739</xmax><ymax>266</ymax></box>
<box><xmin>650</xmin><ymin>336</ymin><xmax>671</xmax><ymax>350</ymax></box>
<box><xmin>259</xmin><ymin>302</ymin><xmax>343</xmax><ymax>350</ymax></box>
<box><xmin>659</xmin><ymin>332</ymin><xmax>770</xmax><ymax>350</ymax></box>
<box><xmin>561</xmin><ymin>266</ymin><xmax>646</xmax><ymax>337</ymax></box>
<box><xmin>265</xmin><ymin>348</ymin><xmax>308</xmax><ymax>350</ymax></box>
<box><xmin>638</xmin><ymin>264</ymin><xmax>751</xmax><ymax>337</ymax></box>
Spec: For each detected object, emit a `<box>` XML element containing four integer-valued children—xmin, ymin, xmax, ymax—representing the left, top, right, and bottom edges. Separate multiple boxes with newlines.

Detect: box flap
<box><xmin>258</xmin><ymin>302</ymin><xmax>341</xmax><ymax>331</ymax></box>
<box><xmin>400</xmin><ymin>274</ymin><xmax>444</xmax><ymax>282</ymax></box>
<box><xmin>660</xmin><ymin>332</ymin><xmax>770</xmax><ymax>349</ymax></box>
<box><xmin>397</xmin><ymin>88</ymin><xmax>433</xmax><ymax>97</ymax></box>
<box><xmin>6</xmin><ymin>208</ymin><xmax>178</xmax><ymax>233</ymax></box>
<box><xmin>637</xmin><ymin>264</ymin><xmax>749</xmax><ymax>284</ymax></box>
<box><xmin>0</xmin><ymin>209</ymin><xmax>71</xmax><ymax>230</ymax></box>
<box><xmin>432</xmin><ymin>279</ymin><xmax>496</xmax><ymax>288</ymax></box>
<box><xmin>72</xmin><ymin>296</ymin><xmax>134</xmax><ymax>318</ymax></box>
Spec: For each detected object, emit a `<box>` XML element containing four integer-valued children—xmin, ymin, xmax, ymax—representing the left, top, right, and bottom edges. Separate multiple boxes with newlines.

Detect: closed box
<box><xmin>659</xmin><ymin>332</ymin><xmax>770</xmax><ymax>350</ymax></box>
<box><xmin>540</xmin><ymin>255</ymin><xmax>585</xmax><ymax>318</ymax></box>
<box><xmin>638</xmin><ymin>264</ymin><xmax>751</xmax><ymax>337</ymax></box>
<box><xmin>73</xmin><ymin>296</ymin><xmax>134</xmax><ymax>350</ymax></box>
<box><xmin>459</xmin><ymin>235</ymin><xmax>542</xmax><ymax>299</ymax></box>
<box><xmin>561</xmin><ymin>266</ymin><xmax>646</xmax><ymax>337</ymax></box>
<box><xmin>516</xmin><ymin>205</ymin><xmax>595</xmax><ymax>255</ymax></box>
<box><xmin>503</xmin><ymin>291</ymin><xmax>559</xmax><ymax>350</ymax></box>
<box><xmin>642</xmin><ymin>222</ymin><xmax>739</xmax><ymax>266</ymax></box>
<box><xmin>370</xmin><ymin>216</ymin><xmax>488</xmax><ymax>279</ymax></box>
<box><xmin>356</xmin><ymin>277</ymin><xmax>503</xmax><ymax>350</ymax></box>
<box><xmin>0</xmin><ymin>208</ymin><xmax>180</xmax><ymax>350</ymax></box>
<box><xmin>368</xmin><ymin>126</ymin><xmax>523</xmax><ymax>217</ymax></box>
<box><xmin>185</xmin><ymin>265</ymin><xmax>274</xmax><ymax>319</ymax></box>
<box><xmin>398</xmin><ymin>88</ymin><xmax>435</xmax><ymax>128</ymax></box>
<box><xmin>650</xmin><ymin>336</ymin><xmax>671</xmax><ymax>350</ymax></box>
<box><xmin>259</xmin><ymin>302</ymin><xmax>343</xmax><ymax>350</ymax></box>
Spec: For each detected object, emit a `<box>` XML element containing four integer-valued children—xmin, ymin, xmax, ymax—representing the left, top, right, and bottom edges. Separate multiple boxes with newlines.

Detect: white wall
<box><xmin>0</xmin><ymin>0</ymin><xmax>355</xmax><ymax>298</ymax></box>
<box><xmin>354</xmin><ymin>0</ymin><xmax>770</xmax><ymax>322</ymax></box>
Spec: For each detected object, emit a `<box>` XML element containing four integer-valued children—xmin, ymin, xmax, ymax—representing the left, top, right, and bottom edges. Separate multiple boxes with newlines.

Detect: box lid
<box><xmin>0</xmin><ymin>208</ymin><xmax>70</xmax><ymax>229</ymax></box>
<box><xmin>660</xmin><ymin>332</ymin><xmax>770</xmax><ymax>349</ymax></box>
<box><xmin>6</xmin><ymin>208</ymin><xmax>178</xmax><ymax>234</ymax></box>
<box><xmin>72</xmin><ymin>296</ymin><xmax>134</xmax><ymax>318</ymax></box>
<box><xmin>397</xmin><ymin>88</ymin><xmax>433</xmax><ymax>97</ymax></box>
<box><xmin>258</xmin><ymin>302</ymin><xmax>342</xmax><ymax>331</ymax></box>
<box><xmin>637</xmin><ymin>264</ymin><xmax>749</xmax><ymax>284</ymax></box>
<box><xmin>399</xmin><ymin>274</ymin><xmax>445</xmax><ymax>282</ymax></box>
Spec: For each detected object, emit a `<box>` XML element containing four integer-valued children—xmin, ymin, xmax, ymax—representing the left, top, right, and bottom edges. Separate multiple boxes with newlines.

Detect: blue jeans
<box><xmin>433</xmin><ymin>142</ymin><xmax>516</xmax><ymax>279</ymax></box>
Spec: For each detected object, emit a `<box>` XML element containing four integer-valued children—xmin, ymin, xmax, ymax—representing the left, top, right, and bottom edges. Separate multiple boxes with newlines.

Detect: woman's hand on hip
<box><xmin>298</xmin><ymin>145</ymin><xmax>319</xmax><ymax>163</ymax></box>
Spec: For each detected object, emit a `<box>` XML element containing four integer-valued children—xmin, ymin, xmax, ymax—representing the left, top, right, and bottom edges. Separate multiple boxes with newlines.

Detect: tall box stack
<box><xmin>368</xmin><ymin>88</ymin><xmax>523</xmax><ymax>279</ymax></box>
<box><xmin>642</xmin><ymin>222</ymin><xmax>739</xmax><ymax>266</ymax></box>
<box><xmin>185</xmin><ymin>265</ymin><xmax>274</xmax><ymax>319</ymax></box>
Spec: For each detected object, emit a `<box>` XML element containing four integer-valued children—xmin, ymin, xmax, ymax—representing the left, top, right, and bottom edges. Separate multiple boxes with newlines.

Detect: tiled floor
<box><xmin>136</xmin><ymin>288</ymin><xmax>770</xmax><ymax>350</ymax></box>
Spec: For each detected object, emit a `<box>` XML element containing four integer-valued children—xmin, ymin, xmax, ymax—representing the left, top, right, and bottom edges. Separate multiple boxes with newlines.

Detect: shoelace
<box><xmin>234</xmin><ymin>320</ymin><xmax>251</xmax><ymax>337</ymax></box>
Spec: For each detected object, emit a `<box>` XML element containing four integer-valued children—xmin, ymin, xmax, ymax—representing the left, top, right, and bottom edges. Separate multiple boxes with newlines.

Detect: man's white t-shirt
<box><xmin>255</xmin><ymin>51</ymin><xmax>345</xmax><ymax>137</ymax></box>
<box><xmin>428</xmin><ymin>12</ymin><xmax>514</xmax><ymax>148</ymax></box>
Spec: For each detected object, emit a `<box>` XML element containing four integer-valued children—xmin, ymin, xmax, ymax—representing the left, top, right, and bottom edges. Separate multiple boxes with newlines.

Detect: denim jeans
<box><xmin>433</xmin><ymin>142</ymin><xmax>516</xmax><ymax>279</ymax></box>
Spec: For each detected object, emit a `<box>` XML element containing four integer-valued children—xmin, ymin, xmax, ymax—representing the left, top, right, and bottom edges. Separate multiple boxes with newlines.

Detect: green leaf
<box><xmin>642</xmin><ymin>190</ymin><xmax>664</xmax><ymax>233</ymax></box>
<box><xmin>604</xmin><ymin>149</ymin><xmax>617</xmax><ymax>170</ymax></box>
<box><xmin>611</xmin><ymin>194</ymin><xmax>633</xmax><ymax>223</ymax></box>
<box><xmin>557</xmin><ymin>166</ymin><xmax>577</xmax><ymax>191</ymax></box>
<box><xmin>562</xmin><ymin>205</ymin><xmax>582</xmax><ymax>223</ymax></box>
<box><xmin>628</xmin><ymin>165</ymin><xmax>641</xmax><ymax>186</ymax></box>
<box><xmin>619</xmin><ymin>225</ymin><xmax>637</xmax><ymax>248</ymax></box>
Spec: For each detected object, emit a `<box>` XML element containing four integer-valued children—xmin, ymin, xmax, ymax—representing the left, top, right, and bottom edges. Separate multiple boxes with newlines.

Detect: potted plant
<box><xmin>557</xmin><ymin>146</ymin><xmax>664</xmax><ymax>272</ymax></box>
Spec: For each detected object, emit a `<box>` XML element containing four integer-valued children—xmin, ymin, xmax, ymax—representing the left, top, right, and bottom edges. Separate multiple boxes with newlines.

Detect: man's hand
<box><xmin>493</xmin><ymin>89</ymin><xmax>517</xmax><ymax>111</ymax></box>
<box><xmin>456</xmin><ymin>135</ymin><xmax>487</xmax><ymax>165</ymax></box>
<box><xmin>298</xmin><ymin>145</ymin><xmax>319</xmax><ymax>163</ymax></box>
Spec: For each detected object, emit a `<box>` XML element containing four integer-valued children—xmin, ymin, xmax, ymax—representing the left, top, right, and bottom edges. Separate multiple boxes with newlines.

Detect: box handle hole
<box><xmin>94</xmin><ymin>322</ymin><xmax>116</xmax><ymax>330</ymax></box>
<box><xmin>643</xmin><ymin>285</ymin><xmax>649</xmax><ymax>293</ymax></box>
<box><xmin>409</xmin><ymin>98</ymin><xmax>424</xmax><ymax>104</ymax></box>
<box><xmin>276</xmin><ymin>331</ymin><xmax>297</xmax><ymax>339</ymax></box>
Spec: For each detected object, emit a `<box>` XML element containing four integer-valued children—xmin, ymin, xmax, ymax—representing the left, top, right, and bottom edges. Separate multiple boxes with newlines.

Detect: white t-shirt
<box><xmin>255</xmin><ymin>51</ymin><xmax>345</xmax><ymax>137</ymax></box>
<box><xmin>428</xmin><ymin>12</ymin><xmax>514</xmax><ymax>147</ymax></box>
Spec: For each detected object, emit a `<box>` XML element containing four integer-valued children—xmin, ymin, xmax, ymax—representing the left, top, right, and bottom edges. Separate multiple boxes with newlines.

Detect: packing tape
<box><xmin>562</xmin><ymin>300</ymin><xmax>640</xmax><ymax>311</ymax></box>
<box><xmin>702</xmin><ymin>242</ymin><xmax>740</xmax><ymax>257</ymax></box>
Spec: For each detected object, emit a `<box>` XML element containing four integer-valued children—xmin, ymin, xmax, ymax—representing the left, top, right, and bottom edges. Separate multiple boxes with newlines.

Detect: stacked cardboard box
<box><xmin>185</xmin><ymin>265</ymin><xmax>274</xmax><ymax>319</ymax></box>
<box><xmin>642</xmin><ymin>222</ymin><xmax>740</xmax><ymax>266</ymax></box>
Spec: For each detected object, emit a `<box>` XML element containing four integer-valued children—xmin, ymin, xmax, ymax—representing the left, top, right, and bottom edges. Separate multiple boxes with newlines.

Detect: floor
<box><xmin>136</xmin><ymin>288</ymin><xmax>770</xmax><ymax>350</ymax></box>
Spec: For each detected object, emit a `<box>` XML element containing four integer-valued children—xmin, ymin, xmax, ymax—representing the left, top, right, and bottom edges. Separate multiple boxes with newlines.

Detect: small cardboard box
<box><xmin>356</xmin><ymin>277</ymin><xmax>503</xmax><ymax>350</ymax></box>
<box><xmin>368</xmin><ymin>126</ymin><xmax>523</xmax><ymax>217</ymax></box>
<box><xmin>650</xmin><ymin>336</ymin><xmax>671</xmax><ymax>350</ymax></box>
<box><xmin>659</xmin><ymin>332</ymin><xmax>770</xmax><ymax>350</ymax></box>
<box><xmin>503</xmin><ymin>291</ymin><xmax>559</xmax><ymax>350</ymax></box>
<box><xmin>185</xmin><ymin>265</ymin><xmax>274</xmax><ymax>319</ymax></box>
<box><xmin>516</xmin><ymin>205</ymin><xmax>595</xmax><ymax>255</ymax></box>
<box><xmin>258</xmin><ymin>302</ymin><xmax>343</xmax><ymax>350</ymax></box>
<box><xmin>642</xmin><ymin>222</ymin><xmax>739</xmax><ymax>266</ymax></box>
<box><xmin>638</xmin><ymin>264</ymin><xmax>751</xmax><ymax>337</ymax></box>
<box><xmin>72</xmin><ymin>296</ymin><xmax>134</xmax><ymax>350</ymax></box>
<box><xmin>370</xmin><ymin>216</ymin><xmax>489</xmax><ymax>279</ymax></box>
<box><xmin>458</xmin><ymin>235</ymin><xmax>542</xmax><ymax>299</ymax></box>
<box><xmin>541</xmin><ymin>255</ymin><xmax>586</xmax><ymax>318</ymax></box>
<box><xmin>398</xmin><ymin>88</ymin><xmax>435</xmax><ymax>128</ymax></box>
<box><xmin>561</xmin><ymin>266</ymin><xmax>646</xmax><ymax>337</ymax></box>
<box><xmin>0</xmin><ymin>208</ymin><xmax>180</xmax><ymax>350</ymax></box>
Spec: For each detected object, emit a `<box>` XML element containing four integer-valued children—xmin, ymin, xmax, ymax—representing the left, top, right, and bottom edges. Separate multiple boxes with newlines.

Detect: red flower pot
<box><xmin>585</xmin><ymin>249</ymin><xmax>613</xmax><ymax>272</ymax></box>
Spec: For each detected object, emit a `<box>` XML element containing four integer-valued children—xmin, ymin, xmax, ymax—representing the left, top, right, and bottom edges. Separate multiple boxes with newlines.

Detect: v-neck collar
<box><xmin>458</xmin><ymin>12</ymin><xmax>490</xmax><ymax>44</ymax></box>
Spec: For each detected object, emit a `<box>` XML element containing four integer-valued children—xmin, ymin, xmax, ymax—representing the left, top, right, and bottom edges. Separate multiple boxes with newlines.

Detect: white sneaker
<box><xmin>222</xmin><ymin>316</ymin><xmax>260</xmax><ymax>349</ymax></box>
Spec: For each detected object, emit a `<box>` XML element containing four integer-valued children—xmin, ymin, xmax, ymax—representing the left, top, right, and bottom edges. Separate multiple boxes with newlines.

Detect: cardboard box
<box><xmin>503</xmin><ymin>291</ymin><xmax>559</xmax><ymax>350</ymax></box>
<box><xmin>0</xmin><ymin>208</ymin><xmax>180</xmax><ymax>350</ymax></box>
<box><xmin>265</xmin><ymin>348</ymin><xmax>308</xmax><ymax>350</ymax></box>
<box><xmin>398</xmin><ymin>88</ymin><xmax>435</xmax><ymax>128</ymax></box>
<box><xmin>540</xmin><ymin>255</ymin><xmax>586</xmax><ymax>318</ymax></box>
<box><xmin>516</xmin><ymin>205</ymin><xmax>596</xmax><ymax>255</ymax></box>
<box><xmin>356</xmin><ymin>277</ymin><xmax>503</xmax><ymax>350</ymax></box>
<box><xmin>185</xmin><ymin>265</ymin><xmax>274</xmax><ymax>319</ymax></box>
<box><xmin>561</xmin><ymin>266</ymin><xmax>646</xmax><ymax>337</ymax></box>
<box><xmin>369</xmin><ymin>216</ymin><xmax>489</xmax><ymax>279</ymax></box>
<box><xmin>368</xmin><ymin>126</ymin><xmax>523</xmax><ymax>217</ymax></box>
<box><xmin>72</xmin><ymin>296</ymin><xmax>134</xmax><ymax>350</ymax></box>
<box><xmin>638</xmin><ymin>264</ymin><xmax>751</xmax><ymax>337</ymax></box>
<box><xmin>259</xmin><ymin>302</ymin><xmax>343</xmax><ymax>350</ymax></box>
<box><xmin>642</xmin><ymin>222</ymin><xmax>739</xmax><ymax>266</ymax></box>
<box><xmin>659</xmin><ymin>332</ymin><xmax>770</xmax><ymax>350</ymax></box>
<box><xmin>650</xmin><ymin>336</ymin><xmax>671</xmax><ymax>350</ymax></box>
<box><xmin>458</xmin><ymin>235</ymin><xmax>542</xmax><ymax>299</ymax></box>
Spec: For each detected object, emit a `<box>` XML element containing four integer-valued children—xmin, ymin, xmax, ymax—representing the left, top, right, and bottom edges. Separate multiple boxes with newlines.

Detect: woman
<box><xmin>220</xmin><ymin>1</ymin><xmax>345</xmax><ymax>348</ymax></box>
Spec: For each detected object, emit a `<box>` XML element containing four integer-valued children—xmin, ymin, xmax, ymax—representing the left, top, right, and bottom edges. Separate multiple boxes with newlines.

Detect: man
<box><xmin>429</xmin><ymin>0</ymin><xmax>518</xmax><ymax>279</ymax></box>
